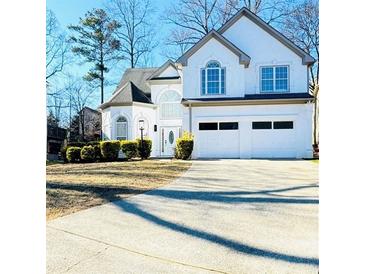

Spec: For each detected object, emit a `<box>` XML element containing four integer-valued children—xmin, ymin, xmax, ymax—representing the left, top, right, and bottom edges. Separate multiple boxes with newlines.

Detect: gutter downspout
<box><xmin>307</xmin><ymin>65</ymin><xmax>310</xmax><ymax>93</ymax></box>
<box><xmin>189</xmin><ymin>103</ymin><xmax>192</xmax><ymax>133</ymax></box>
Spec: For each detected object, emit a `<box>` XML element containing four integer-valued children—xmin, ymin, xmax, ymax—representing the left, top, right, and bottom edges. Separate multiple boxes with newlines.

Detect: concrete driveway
<box><xmin>47</xmin><ymin>159</ymin><xmax>318</xmax><ymax>274</ymax></box>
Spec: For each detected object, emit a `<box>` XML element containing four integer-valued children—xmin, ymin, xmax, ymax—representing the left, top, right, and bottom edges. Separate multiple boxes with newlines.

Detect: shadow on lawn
<box><xmin>47</xmin><ymin>181</ymin><xmax>318</xmax><ymax>266</ymax></box>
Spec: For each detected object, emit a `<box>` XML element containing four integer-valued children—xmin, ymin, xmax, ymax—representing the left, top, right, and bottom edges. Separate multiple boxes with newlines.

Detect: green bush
<box><xmin>66</xmin><ymin>147</ymin><xmax>81</xmax><ymax>163</ymax></box>
<box><xmin>100</xmin><ymin>141</ymin><xmax>121</xmax><ymax>161</ymax></box>
<box><xmin>61</xmin><ymin>142</ymin><xmax>86</xmax><ymax>162</ymax></box>
<box><xmin>87</xmin><ymin>141</ymin><xmax>101</xmax><ymax>160</ymax></box>
<box><xmin>68</xmin><ymin>142</ymin><xmax>86</xmax><ymax>147</ymax></box>
<box><xmin>175</xmin><ymin>131</ymin><xmax>194</xmax><ymax>160</ymax></box>
<box><xmin>137</xmin><ymin>138</ymin><xmax>152</xmax><ymax>159</ymax></box>
<box><xmin>80</xmin><ymin>145</ymin><xmax>96</xmax><ymax>162</ymax></box>
<box><xmin>120</xmin><ymin>140</ymin><xmax>138</xmax><ymax>159</ymax></box>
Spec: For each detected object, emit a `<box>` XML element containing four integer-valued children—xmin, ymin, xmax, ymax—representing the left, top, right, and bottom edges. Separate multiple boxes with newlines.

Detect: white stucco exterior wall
<box><xmin>221</xmin><ymin>16</ymin><xmax>308</xmax><ymax>94</ymax></box>
<box><xmin>184</xmin><ymin>103</ymin><xmax>313</xmax><ymax>159</ymax></box>
<box><xmin>182</xmin><ymin>38</ymin><xmax>246</xmax><ymax>99</ymax></box>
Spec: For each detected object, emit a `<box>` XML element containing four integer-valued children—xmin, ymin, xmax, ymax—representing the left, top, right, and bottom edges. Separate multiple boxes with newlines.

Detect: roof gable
<box><xmin>100</xmin><ymin>81</ymin><xmax>152</xmax><ymax>109</ymax></box>
<box><xmin>147</xmin><ymin>60</ymin><xmax>180</xmax><ymax>80</ymax></box>
<box><xmin>176</xmin><ymin>30</ymin><xmax>251</xmax><ymax>67</ymax></box>
<box><xmin>113</xmin><ymin>67</ymin><xmax>158</xmax><ymax>95</ymax></box>
<box><xmin>218</xmin><ymin>7</ymin><xmax>315</xmax><ymax>65</ymax></box>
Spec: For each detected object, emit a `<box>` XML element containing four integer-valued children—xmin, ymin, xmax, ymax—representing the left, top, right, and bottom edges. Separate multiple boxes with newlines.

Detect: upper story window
<box><xmin>116</xmin><ymin>116</ymin><xmax>127</xmax><ymax>140</ymax></box>
<box><xmin>159</xmin><ymin>90</ymin><xmax>183</xmax><ymax>119</ymax></box>
<box><xmin>260</xmin><ymin>66</ymin><xmax>289</xmax><ymax>92</ymax></box>
<box><xmin>201</xmin><ymin>61</ymin><xmax>225</xmax><ymax>95</ymax></box>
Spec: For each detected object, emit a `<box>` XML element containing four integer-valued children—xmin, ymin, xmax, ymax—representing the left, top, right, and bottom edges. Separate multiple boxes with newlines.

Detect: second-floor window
<box><xmin>159</xmin><ymin>90</ymin><xmax>183</xmax><ymax>119</ymax></box>
<box><xmin>260</xmin><ymin>66</ymin><xmax>289</xmax><ymax>92</ymax></box>
<box><xmin>201</xmin><ymin>61</ymin><xmax>225</xmax><ymax>95</ymax></box>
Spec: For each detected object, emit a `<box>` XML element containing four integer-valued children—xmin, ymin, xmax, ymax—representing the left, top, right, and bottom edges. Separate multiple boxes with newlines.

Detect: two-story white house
<box><xmin>99</xmin><ymin>7</ymin><xmax>316</xmax><ymax>159</ymax></box>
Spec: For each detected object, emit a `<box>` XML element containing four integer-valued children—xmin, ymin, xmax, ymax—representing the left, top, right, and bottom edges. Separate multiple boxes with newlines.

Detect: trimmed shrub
<box><xmin>175</xmin><ymin>131</ymin><xmax>194</xmax><ymax>160</ymax></box>
<box><xmin>120</xmin><ymin>140</ymin><xmax>138</xmax><ymax>159</ymax></box>
<box><xmin>137</xmin><ymin>138</ymin><xmax>152</xmax><ymax>159</ymax></box>
<box><xmin>61</xmin><ymin>142</ymin><xmax>86</xmax><ymax>162</ymax></box>
<box><xmin>100</xmin><ymin>141</ymin><xmax>121</xmax><ymax>161</ymax></box>
<box><xmin>87</xmin><ymin>141</ymin><xmax>101</xmax><ymax>160</ymax></box>
<box><xmin>66</xmin><ymin>147</ymin><xmax>81</xmax><ymax>163</ymax></box>
<box><xmin>67</xmin><ymin>142</ymin><xmax>86</xmax><ymax>147</ymax></box>
<box><xmin>80</xmin><ymin>145</ymin><xmax>96</xmax><ymax>162</ymax></box>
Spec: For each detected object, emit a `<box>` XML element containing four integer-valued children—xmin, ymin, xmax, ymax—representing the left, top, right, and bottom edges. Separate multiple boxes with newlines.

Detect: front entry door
<box><xmin>161</xmin><ymin>127</ymin><xmax>180</xmax><ymax>156</ymax></box>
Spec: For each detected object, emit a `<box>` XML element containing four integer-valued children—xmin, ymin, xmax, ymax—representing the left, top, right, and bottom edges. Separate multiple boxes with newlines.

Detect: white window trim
<box><xmin>116</xmin><ymin>117</ymin><xmax>128</xmax><ymax>140</ymax></box>
<box><xmin>259</xmin><ymin>65</ymin><xmax>290</xmax><ymax>93</ymax></box>
<box><xmin>201</xmin><ymin>61</ymin><xmax>226</xmax><ymax>96</ymax></box>
<box><xmin>159</xmin><ymin>90</ymin><xmax>183</xmax><ymax>120</ymax></box>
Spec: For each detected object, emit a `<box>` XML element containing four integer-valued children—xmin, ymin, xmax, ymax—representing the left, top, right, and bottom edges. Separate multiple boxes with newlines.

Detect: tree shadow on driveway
<box><xmin>113</xmin><ymin>197</ymin><xmax>319</xmax><ymax>266</ymax></box>
<box><xmin>142</xmin><ymin>184</ymin><xmax>319</xmax><ymax>204</ymax></box>
<box><xmin>48</xmin><ymin>182</ymin><xmax>318</xmax><ymax>266</ymax></box>
<box><xmin>112</xmin><ymin>183</ymin><xmax>319</xmax><ymax>266</ymax></box>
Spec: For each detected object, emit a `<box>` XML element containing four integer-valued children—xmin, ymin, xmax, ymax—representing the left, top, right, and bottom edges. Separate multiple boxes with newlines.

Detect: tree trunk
<box><xmin>81</xmin><ymin>112</ymin><xmax>85</xmax><ymax>142</ymax></box>
<box><xmin>100</xmin><ymin>41</ymin><xmax>104</xmax><ymax>104</ymax></box>
<box><xmin>101</xmin><ymin>69</ymin><xmax>104</xmax><ymax>104</ymax></box>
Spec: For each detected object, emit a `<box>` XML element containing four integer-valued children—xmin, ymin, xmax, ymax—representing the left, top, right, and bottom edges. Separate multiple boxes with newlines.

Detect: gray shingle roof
<box><xmin>100</xmin><ymin>81</ymin><xmax>153</xmax><ymax>109</ymax></box>
<box><xmin>113</xmin><ymin>67</ymin><xmax>158</xmax><ymax>97</ymax></box>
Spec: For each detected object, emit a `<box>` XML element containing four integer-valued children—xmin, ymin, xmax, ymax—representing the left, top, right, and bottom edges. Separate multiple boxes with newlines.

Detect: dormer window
<box><xmin>201</xmin><ymin>61</ymin><xmax>225</xmax><ymax>95</ymax></box>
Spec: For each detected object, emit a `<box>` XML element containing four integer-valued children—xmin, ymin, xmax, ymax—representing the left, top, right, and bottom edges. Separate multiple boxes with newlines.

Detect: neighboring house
<box><xmin>79</xmin><ymin>107</ymin><xmax>101</xmax><ymax>142</ymax></box>
<box><xmin>47</xmin><ymin>125</ymin><xmax>67</xmax><ymax>160</ymax></box>
<box><xmin>100</xmin><ymin>7</ymin><xmax>316</xmax><ymax>159</ymax></box>
<box><xmin>70</xmin><ymin>107</ymin><xmax>102</xmax><ymax>142</ymax></box>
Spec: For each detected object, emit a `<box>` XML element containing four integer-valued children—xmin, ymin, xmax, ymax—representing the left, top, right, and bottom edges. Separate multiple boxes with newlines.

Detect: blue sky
<box><xmin>47</xmin><ymin>0</ymin><xmax>173</xmax><ymax>108</ymax></box>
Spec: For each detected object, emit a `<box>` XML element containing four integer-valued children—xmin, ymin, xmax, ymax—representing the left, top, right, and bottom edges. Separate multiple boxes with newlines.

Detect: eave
<box><xmin>176</xmin><ymin>30</ymin><xmax>251</xmax><ymax>67</ymax></box>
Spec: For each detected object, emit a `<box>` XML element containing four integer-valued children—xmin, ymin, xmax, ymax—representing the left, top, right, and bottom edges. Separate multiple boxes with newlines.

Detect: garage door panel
<box><xmin>198</xmin><ymin>127</ymin><xmax>240</xmax><ymax>158</ymax></box>
<box><xmin>251</xmin><ymin>122</ymin><xmax>296</xmax><ymax>158</ymax></box>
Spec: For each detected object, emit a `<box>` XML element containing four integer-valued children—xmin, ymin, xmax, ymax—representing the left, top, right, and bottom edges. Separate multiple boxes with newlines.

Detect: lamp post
<box><xmin>139</xmin><ymin>120</ymin><xmax>145</xmax><ymax>158</ymax></box>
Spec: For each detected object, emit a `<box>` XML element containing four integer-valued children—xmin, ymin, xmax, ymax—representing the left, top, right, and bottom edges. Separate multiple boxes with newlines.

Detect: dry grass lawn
<box><xmin>46</xmin><ymin>160</ymin><xmax>192</xmax><ymax>220</ymax></box>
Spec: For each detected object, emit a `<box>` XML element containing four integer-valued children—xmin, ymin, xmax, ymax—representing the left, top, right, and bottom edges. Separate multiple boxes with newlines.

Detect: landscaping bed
<box><xmin>46</xmin><ymin>160</ymin><xmax>191</xmax><ymax>220</ymax></box>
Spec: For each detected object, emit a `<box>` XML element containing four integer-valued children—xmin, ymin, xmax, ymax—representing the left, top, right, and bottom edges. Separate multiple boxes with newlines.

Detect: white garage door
<box><xmin>198</xmin><ymin>122</ymin><xmax>240</xmax><ymax>158</ymax></box>
<box><xmin>251</xmin><ymin>121</ymin><xmax>297</xmax><ymax>158</ymax></box>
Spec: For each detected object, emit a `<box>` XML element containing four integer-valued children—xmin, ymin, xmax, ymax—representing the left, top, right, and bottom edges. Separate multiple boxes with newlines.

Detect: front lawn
<box><xmin>46</xmin><ymin>160</ymin><xmax>192</xmax><ymax>220</ymax></box>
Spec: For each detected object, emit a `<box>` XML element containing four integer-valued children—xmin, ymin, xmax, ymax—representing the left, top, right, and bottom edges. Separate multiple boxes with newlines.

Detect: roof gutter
<box><xmin>182</xmin><ymin>97</ymin><xmax>314</xmax><ymax>107</ymax></box>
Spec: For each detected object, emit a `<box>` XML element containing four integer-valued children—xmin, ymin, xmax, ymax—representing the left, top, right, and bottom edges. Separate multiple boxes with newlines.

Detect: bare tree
<box><xmin>162</xmin><ymin>0</ymin><xmax>295</xmax><ymax>59</ymax></box>
<box><xmin>107</xmin><ymin>0</ymin><xmax>158</xmax><ymax>68</ymax></box>
<box><xmin>64</xmin><ymin>76</ymin><xmax>96</xmax><ymax>141</ymax></box>
<box><xmin>162</xmin><ymin>0</ymin><xmax>221</xmax><ymax>57</ymax></box>
<box><xmin>219</xmin><ymin>0</ymin><xmax>295</xmax><ymax>25</ymax></box>
<box><xmin>282</xmin><ymin>0</ymin><xmax>319</xmax><ymax>144</ymax></box>
<box><xmin>46</xmin><ymin>9</ymin><xmax>68</xmax><ymax>81</ymax></box>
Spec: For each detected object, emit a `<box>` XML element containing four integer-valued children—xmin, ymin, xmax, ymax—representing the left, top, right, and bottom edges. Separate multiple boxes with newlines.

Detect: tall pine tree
<box><xmin>68</xmin><ymin>9</ymin><xmax>121</xmax><ymax>104</ymax></box>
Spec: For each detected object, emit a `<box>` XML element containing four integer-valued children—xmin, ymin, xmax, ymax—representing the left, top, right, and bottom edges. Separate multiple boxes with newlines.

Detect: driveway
<box><xmin>47</xmin><ymin>159</ymin><xmax>318</xmax><ymax>274</ymax></box>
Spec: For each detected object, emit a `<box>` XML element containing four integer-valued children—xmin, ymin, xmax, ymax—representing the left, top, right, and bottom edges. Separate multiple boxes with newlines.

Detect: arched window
<box><xmin>201</xmin><ymin>60</ymin><xmax>225</xmax><ymax>95</ymax></box>
<box><xmin>159</xmin><ymin>90</ymin><xmax>183</xmax><ymax>119</ymax></box>
<box><xmin>116</xmin><ymin>116</ymin><xmax>127</xmax><ymax>140</ymax></box>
